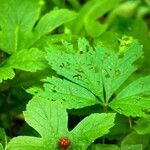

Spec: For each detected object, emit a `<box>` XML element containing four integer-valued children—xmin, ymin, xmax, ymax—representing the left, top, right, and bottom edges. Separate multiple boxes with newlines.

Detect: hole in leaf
<box><xmin>52</xmin><ymin>89</ymin><xmax>57</xmax><ymax>93</ymax></box>
<box><xmin>62</xmin><ymin>99</ymin><xmax>66</xmax><ymax>102</ymax></box>
<box><xmin>73</xmin><ymin>74</ymin><xmax>82</xmax><ymax>79</ymax></box>
<box><xmin>60</xmin><ymin>63</ymin><xmax>65</xmax><ymax>68</ymax></box>
<box><xmin>105</xmin><ymin>73</ymin><xmax>110</xmax><ymax>78</ymax></box>
<box><xmin>79</xmin><ymin>50</ymin><xmax>84</xmax><ymax>54</ymax></box>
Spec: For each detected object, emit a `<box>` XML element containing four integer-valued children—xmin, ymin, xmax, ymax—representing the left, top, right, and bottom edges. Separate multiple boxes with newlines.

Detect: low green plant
<box><xmin>0</xmin><ymin>0</ymin><xmax>150</xmax><ymax>150</ymax></box>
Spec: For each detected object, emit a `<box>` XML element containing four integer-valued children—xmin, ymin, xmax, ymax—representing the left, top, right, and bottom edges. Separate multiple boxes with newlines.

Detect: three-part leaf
<box><xmin>8</xmin><ymin>97</ymin><xmax>116</xmax><ymax>150</ymax></box>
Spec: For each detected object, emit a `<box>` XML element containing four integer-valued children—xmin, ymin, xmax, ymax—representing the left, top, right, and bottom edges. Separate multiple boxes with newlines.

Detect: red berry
<box><xmin>58</xmin><ymin>137</ymin><xmax>71</xmax><ymax>149</ymax></box>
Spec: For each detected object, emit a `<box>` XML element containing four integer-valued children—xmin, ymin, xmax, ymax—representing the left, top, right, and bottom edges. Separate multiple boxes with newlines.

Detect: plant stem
<box><xmin>103</xmin><ymin>102</ymin><xmax>108</xmax><ymax>112</ymax></box>
<box><xmin>102</xmin><ymin>137</ymin><xmax>105</xmax><ymax>144</ymax></box>
<box><xmin>128</xmin><ymin>117</ymin><xmax>132</xmax><ymax>128</ymax></box>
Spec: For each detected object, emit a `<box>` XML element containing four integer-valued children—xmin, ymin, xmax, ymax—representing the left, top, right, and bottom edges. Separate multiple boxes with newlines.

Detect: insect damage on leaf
<box><xmin>1</xmin><ymin>1</ymin><xmax>150</xmax><ymax>150</ymax></box>
<box><xmin>43</xmin><ymin>37</ymin><xmax>146</xmax><ymax>113</ymax></box>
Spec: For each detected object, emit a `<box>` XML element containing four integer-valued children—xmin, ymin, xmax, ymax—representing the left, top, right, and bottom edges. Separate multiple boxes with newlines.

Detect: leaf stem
<box><xmin>102</xmin><ymin>137</ymin><xmax>105</xmax><ymax>144</ymax></box>
<box><xmin>103</xmin><ymin>102</ymin><xmax>108</xmax><ymax>112</ymax></box>
<box><xmin>128</xmin><ymin>117</ymin><xmax>132</xmax><ymax>128</ymax></box>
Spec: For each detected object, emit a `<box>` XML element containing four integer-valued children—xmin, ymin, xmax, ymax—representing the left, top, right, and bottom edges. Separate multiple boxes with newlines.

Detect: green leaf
<box><xmin>4</xmin><ymin>48</ymin><xmax>47</xmax><ymax>72</ymax></box>
<box><xmin>0</xmin><ymin>48</ymin><xmax>47</xmax><ymax>83</ymax></box>
<box><xmin>121</xmin><ymin>144</ymin><xmax>142</xmax><ymax>150</ymax></box>
<box><xmin>71</xmin><ymin>113</ymin><xmax>116</xmax><ymax>149</ymax></box>
<box><xmin>0</xmin><ymin>0</ymin><xmax>77</xmax><ymax>83</ymax></box>
<box><xmin>46</xmin><ymin>38</ymin><xmax>105</xmax><ymax>100</ymax></box>
<box><xmin>0</xmin><ymin>144</ymin><xmax>3</xmax><ymax>150</ymax></box>
<box><xmin>0</xmin><ymin>128</ymin><xmax>6</xmax><ymax>150</ymax></box>
<box><xmin>46</xmin><ymin>38</ymin><xmax>143</xmax><ymax>102</ymax></box>
<box><xmin>0</xmin><ymin>0</ymin><xmax>40</xmax><ymax>54</ymax></box>
<box><xmin>84</xmin><ymin>0</ymin><xmax>120</xmax><ymax>37</ymax></box>
<box><xmin>0</xmin><ymin>0</ymin><xmax>77</xmax><ymax>54</ymax></box>
<box><xmin>71</xmin><ymin>0</ymin><xmax>120</xmax><ymax>37</ymax></box>
<box><xmin>24</xmin><ymin>97</ymin><xmax>69</xmax><ymax>139</ymax></box>
<box><xmin>117</xmin><ymin>75</ymin><xmax>150</xmax><ymax>99</ymax></box>
<box><xmin>94</xmin><ymin>32</ymin><xmax>119</xmax><ymax>51</ymax></box>
<box><xmin>109</xmin><ymin>96</ymin><xmax>150</xmax><ymax>117</ymax></box>
<box><xmin>121</xmin><ymin>132</ymin><xmax>149</xmax><ymax>149</ymax></box>
<box><xmin>0</xmin><ymin>67</ymin><xmax>15</xmax><ymax>83</ymax></box>
<box><xmin>108</xmin><ymin>1</ymin><xmax>139</xmax><ymax>20</ymax></box>
<box><xmin>7</xmin><ymin>137</ymin><xmax>44</xmax><ymax>150</ymax></box>
<box><xmin>99</xmin><ymin>40</ymin><xmax>143</xmax><ymax>101</ymax></box>
<box><xmin>27</xmin><ymin>86</ymin><xmax>43</xmax><ymax>95</ymax></box>
<box><xmin>35</xmin><ymin>9</ymin><xmax>77</xmax><ymax>38</ymax></box>
<box><xmin>134</xmin><ymin>117</ymin><xmax>150</xmax><ymax>135</ymax></box>
<box><xmin>106</xmin><ymin>114</ymin><xmax>130</xmax><ymax>139</ymax></box>
<box><xmin>85</xmin><ymin>19</ymin><xmax>108</xmax><ymax>38</ymax></box>
<box><xmin>89</xmin><ymin>144</ymin><xmax>120</xmax><ymax>150</ymax></box>
<box><xmin>8</xmin><ymin>96</ymin><xmax>115</xmax><ymax>149</ymax></box>
<box><xmin>41</xmin><ymin>76</ymin><xmax>99</xmax><ymax>109</ymax></box>
<box><xmin>8</xmin><ymin>97</ymin><xmax>69</xmax><ymax>149</ymax></box>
